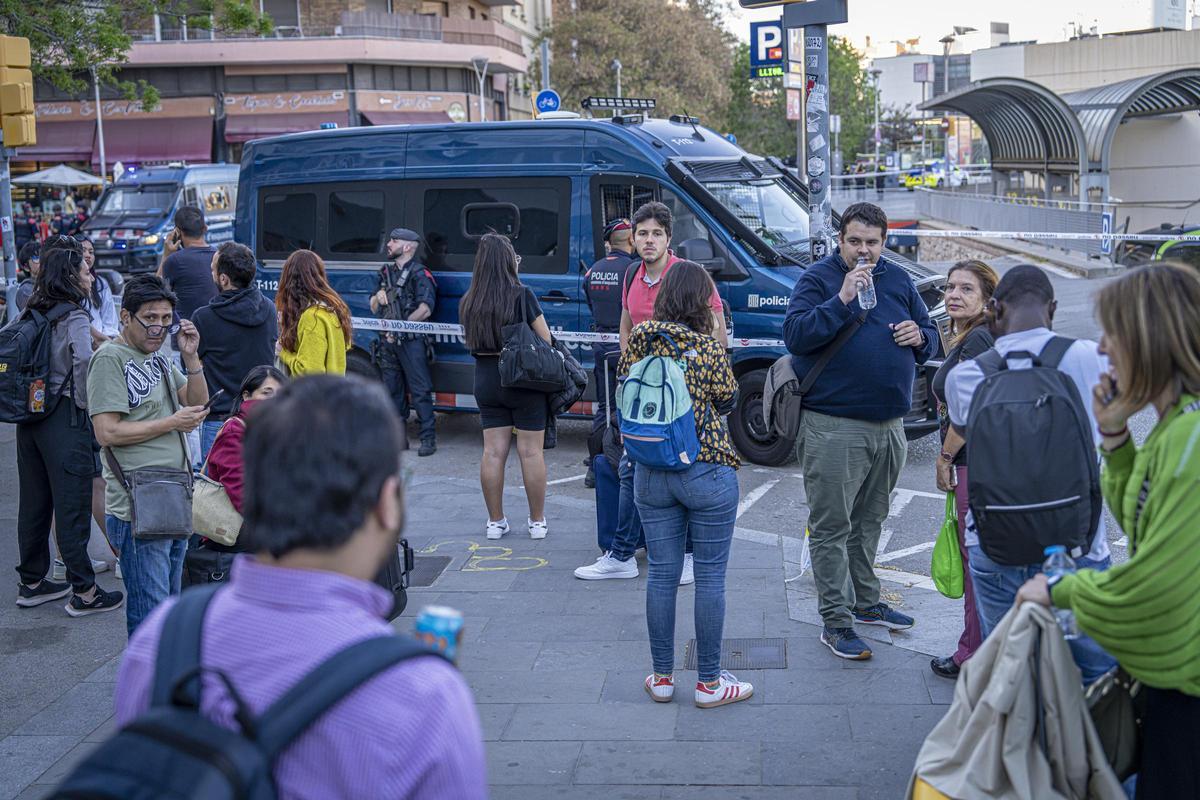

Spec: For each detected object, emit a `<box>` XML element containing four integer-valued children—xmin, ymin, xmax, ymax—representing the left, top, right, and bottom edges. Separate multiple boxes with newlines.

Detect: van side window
<box><xmin>329</xmin><ymin>191</ymin><xmax>385</xmax><ymax>254</ymax></box>
<box><xmin>417</xmin><ymin>178</ymin><xmax>569</xmax><ymax>274</ymax></box>
<box><xmin>262</xmin><ymin>192</ymin><xmax>316</xmax><ymax>254</ymax></box>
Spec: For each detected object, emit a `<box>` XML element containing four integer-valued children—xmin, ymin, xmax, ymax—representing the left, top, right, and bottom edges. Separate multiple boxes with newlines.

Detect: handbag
<box><xmin>1086</xmin><ymin>666</ymin><xmax>1144</xmax><ymax>781</ymax></box>
<box><xmin>931</xmin><ymin>492</ymin><xmax>964</xmax><ymax>599</ymax></box>
<box><xmin>499</xmin><ymin>288</ymin><xmax>567</xmax><ymax>392</ymax></box>
<box><xmin>182</xmin><ymin>540</ymin><xmax>238</xmax><ymax>587</ymax></box>
<box><xmin>192</xmin><ymin>417</ymin><xmax>244</xmax><ymax>547</ymax></box>
<box><xmin>103</xmin><ymin>356</ymin><xmax>194</xmax><ymax>540</ymax></box>
<box><xmin>763</xmin><ymin>311</ymin><xmax>867</xmax><ymax>440</ymax></box>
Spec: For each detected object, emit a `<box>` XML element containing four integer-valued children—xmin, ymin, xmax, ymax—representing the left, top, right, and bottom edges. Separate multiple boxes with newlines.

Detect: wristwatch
<box><xmin>940</xmin><ymin>451</ymin><xmax>954</xmax><ymax>463</ymax></box>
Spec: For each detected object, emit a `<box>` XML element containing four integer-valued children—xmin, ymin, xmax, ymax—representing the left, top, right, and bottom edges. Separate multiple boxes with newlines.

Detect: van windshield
<box><xmin>93</xmin><ymin>184</ymin><xmax>177</xmax><ymax>217</ymax></box>
<box><xmin>704</xmin><ymin>178</ymin><xmax>809</xmax><ymax>264</ymax></box>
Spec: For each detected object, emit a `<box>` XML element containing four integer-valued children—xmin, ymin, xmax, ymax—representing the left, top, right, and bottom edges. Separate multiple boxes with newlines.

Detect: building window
<box><xmin>261</xmin><ymin>192</ymin><xmax>316</xmax><ymax>255</ymax></box>
<box><xmin>260</xmin><ymin>0</ymin><xmax>300</xmax><ymax>30</ymax></box>
<box><xmin>469</xmin><ymin>6</ymin><xmax>475</xmax><ymax>18</ymax></box>
<box><xmin>364</xmin><ymin>0</ymin><xmax>392</xmax><ymax>12</ymax></box>
<box><xmin>328</xmin><ymin>191</ymin><xmax>385</xmax><ymax>254</ymax></box>
<box><xmin>420</xmin><ymin>1</ymin><xmax>449</xmax><ymax>16</ymax></box>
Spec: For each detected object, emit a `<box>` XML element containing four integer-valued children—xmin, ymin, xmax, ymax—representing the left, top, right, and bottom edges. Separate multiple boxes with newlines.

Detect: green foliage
<box><xmin>534</xmin><ymin>0</ymin><xmax>734</xmax><ymax>125</ymax></box>
<box><xmin>827</xmin><ymin>35</ymin><xmax>876</xmax><ymax>168</ymax></box>
<box><xmin>0</xmin><ymin>0</ymin><xmax>269</xmax><ymax>109</ymax></box>
<box><xmin>723</xmin><ymin>43</ymin><xmax>796</xmax><ymax>158</ymax></box>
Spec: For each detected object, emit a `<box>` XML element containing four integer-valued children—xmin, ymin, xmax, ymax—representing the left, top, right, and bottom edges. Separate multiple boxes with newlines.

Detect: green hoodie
<box><xmin>1052</xmin><ymin>393</ymin><xmax>1200</xmax><ymax>696</ymax></box>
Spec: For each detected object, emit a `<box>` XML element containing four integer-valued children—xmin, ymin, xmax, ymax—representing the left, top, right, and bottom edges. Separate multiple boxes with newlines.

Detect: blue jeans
<box><xmin>611</xmin><ymin>456</ymin><xmax>690</xmax><ymax>561</ymax></box>
<box><xmin>199</xmin><ymin>419</ymin><xmax>223</xmax><ymax>466</ymax></box>
<box><xmin>635</xmin><ymin>461</ymin><xmax>738</xmax><ymax>682</ymax></box>
<box><xmin>106</xmin><ymin>515</ymin><xmax>186</xmax><ymax>637</ymax></box>
<box><xmin>968</xmin><ymin>545</ymin><xmax>1118</xmax><ymax>685</ymax></box>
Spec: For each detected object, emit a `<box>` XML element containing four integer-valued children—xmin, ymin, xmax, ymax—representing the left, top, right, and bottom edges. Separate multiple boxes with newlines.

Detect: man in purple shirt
<box><xmin>113</xmin><ymin>375</ymin><xmax>487</xmax><ymax>799</ymax></box>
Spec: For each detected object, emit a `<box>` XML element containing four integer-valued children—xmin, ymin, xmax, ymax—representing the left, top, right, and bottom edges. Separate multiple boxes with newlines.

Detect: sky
<box><xmin>725</xmin><ymin>0</ymin><xmax>1197</xmax><ymax>53</ymax></box>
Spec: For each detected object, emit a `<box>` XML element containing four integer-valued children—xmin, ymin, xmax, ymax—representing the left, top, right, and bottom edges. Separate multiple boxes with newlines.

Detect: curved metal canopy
<box><xmin>1063</xmin><ymin>68</ymin><xmax>1200</xmax><ymax>172</ymax></box>
<box><xmin>919</xmin><ymin>78</ymin><xmax>1088</xmax><ymax>174</ymax></box>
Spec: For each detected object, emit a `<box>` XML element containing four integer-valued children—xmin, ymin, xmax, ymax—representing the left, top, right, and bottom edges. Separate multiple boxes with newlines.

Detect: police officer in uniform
<box><xmin>371</xmin><ymin>227</ymin><xmax>438</xmax><ymax>456</ymax></box>
<box><xmin>582</xmin><ymin>218</ymin><xmax>636</xmax><ymax>486</ymax></box>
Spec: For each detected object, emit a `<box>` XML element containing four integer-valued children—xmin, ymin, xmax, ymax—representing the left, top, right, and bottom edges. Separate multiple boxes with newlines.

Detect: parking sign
<box><xmin>750</xmin><ymin>21</ymin><xmax>784</xmax><ymax>68</ymax></box>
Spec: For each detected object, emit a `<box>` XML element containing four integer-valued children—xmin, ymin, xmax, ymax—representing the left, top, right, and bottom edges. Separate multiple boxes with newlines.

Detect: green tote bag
<box><xmin>931</xmin><ymin>492</ymin><xmax>964</xmax><ymax>599</ymax></box>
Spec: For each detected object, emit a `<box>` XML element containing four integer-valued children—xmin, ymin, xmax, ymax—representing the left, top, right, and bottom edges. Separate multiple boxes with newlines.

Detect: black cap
<box><xmin>603</xmin><ymin>218</ymin><xmax>632</xmax><ymax>240</ymax></box>
<box><xmin>388</xmin><ymin>227</ymin><xmax>420</xmax><ymax>242</ymax></box>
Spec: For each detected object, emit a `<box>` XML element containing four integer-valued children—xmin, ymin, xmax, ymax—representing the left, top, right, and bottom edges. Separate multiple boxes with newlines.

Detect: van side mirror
<box><xmin>676</xmin><ymin>238</ymin><xmax>714</xmax><ymax>261</ymax></box>
<box><xmin>676</xmin><ymin>237</ymin><xmax>748</xmax><ymax>281</ymax></box>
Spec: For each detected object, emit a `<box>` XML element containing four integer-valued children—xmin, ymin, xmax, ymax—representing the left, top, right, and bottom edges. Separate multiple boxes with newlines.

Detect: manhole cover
<box><xmin>408</xmin><ymin>556</ymin><xmax>451</xmax><ymax>588</ymax></box>
<box><xmin>684</xmin><ymin>637</ymin><xmax>788</xmax><ymax>670</ymax></box>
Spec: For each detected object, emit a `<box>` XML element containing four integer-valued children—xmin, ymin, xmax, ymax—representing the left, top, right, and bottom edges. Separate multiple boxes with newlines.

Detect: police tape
<box><xmin>891</xmin><ymin>229</ymin><xmax>1200</xmax><ymax>243</ymax></box>
<box><xmin>351</xmin><ymin>317</ymin><xmax>788</xmax><ymax>349</ymax></box>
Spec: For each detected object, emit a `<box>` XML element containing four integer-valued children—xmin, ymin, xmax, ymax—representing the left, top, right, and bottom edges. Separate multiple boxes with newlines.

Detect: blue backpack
<box><xmin>618</xmin><ymin>332</ymin><xmax>700</xmax><ymax>471</ymax></box>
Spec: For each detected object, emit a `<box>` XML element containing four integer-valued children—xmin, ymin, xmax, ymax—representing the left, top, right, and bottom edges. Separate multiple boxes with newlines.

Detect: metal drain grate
<box><xmin>408</xmin><ymin>556</ymin><xmax>452</xmax><ymax>588</ymax></box>
<box><xmin>684</xmin><ymin>637</ymin><xmax>788</xmax><ymax>670</ymax></box>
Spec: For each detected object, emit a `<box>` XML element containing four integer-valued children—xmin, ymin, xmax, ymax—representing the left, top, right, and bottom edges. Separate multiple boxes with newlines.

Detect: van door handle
<box><xmin>539</xmin><ymin>291</ymin><xmax>569</xmax><ymax>303</ymax></box>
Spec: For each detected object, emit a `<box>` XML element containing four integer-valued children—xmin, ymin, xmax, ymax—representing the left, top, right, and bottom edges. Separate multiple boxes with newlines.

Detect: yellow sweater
<box><xmin>279</xmin><ymin>305</ymin><xmax>349</xmax><ymax>376</ymax></box>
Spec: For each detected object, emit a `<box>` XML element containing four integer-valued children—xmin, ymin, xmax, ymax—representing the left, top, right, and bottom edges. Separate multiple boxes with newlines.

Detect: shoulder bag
<box><xmin>192</xmin><ymin>417</ymin><xmax>244</xmax><ymax>547</ymax></box>
<box><xmin>103</xmin><ymin>355</ymin><xmax>194</xmax><ymax>540</ymax></box>
<box><xmin>762</xmin><ymin>311</ymin><xmax>868</xmax><ymax>442</ymax></box>
<box><xmin>499</xmin><ymin>287</ymin><xmax>567</xmax><ymax>392</ymax></box>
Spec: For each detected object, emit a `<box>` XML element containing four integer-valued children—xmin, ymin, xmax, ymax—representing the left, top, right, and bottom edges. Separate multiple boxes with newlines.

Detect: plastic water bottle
<box><xmin>855</xmin><ymin>255</ymin><xmax>877</xmax><ymax>309</ymax></box>
<box><xmin>1042</xmin><ymin>545</ymin><xmax>1080</xmax><ymax>640</ymax></box>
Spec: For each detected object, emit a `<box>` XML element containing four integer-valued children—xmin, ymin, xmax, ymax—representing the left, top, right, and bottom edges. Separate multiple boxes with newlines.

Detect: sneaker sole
<box><xmin>645</xmin><ymin>682</ymin><xmax>674</xmax><ymax>703</ymax></box>
<box><xmin>821</xmin><ymin>632</ymin><xmax>872</xmax><ymax>660</ymax></box>
<box><xmin>695</xmin><ymin>685</ymin><xmax>754</xmax><ymax>708</ymax></box>
<box><xmin>16</xmin><ymin>587</ymin><xmax>72</xmax><ymax>608</ymax></box>
<box><xmin>574</xmin><ymin>568</ymin><xmax>638</xmax><ymax>580</ymax></box>
<box><xmin>854</xmin><ymin>617</ymin><xmax>915</xmax><ymax>631</ymax></box>
<box><xmin>486</xmin><ymin>529</ymin><xmax>509</xmax><ymax>540</ymax></box>
<box><xmin>529</xmin><ymin>531</ymin><xmax>547</xmax><ymax>540</ymax></box>
<box><xmin>64</xmin><ymin>597</ymin><xmax>125</xmax><ymax>617</ymax></box>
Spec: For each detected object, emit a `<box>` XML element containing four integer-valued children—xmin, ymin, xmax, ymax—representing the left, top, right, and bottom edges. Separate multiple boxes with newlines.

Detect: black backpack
<box><xmin>51</xmin><ymin>584</ymin><xmax>446</xmax><ymax>800</ymax></box>
<box><xmin>0</xmin><ymin>302</ymin><xmax>75</xmax><ymax>424</ymax></box>
<box><xmin>965</xmin><ymin>336</ymin><xmax>1102</xmax><ymax>566</ymax></box>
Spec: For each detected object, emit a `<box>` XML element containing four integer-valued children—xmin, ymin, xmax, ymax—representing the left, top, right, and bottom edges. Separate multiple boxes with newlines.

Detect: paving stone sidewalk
<box><xmin>1</xmin><ymin>460</ymin><xmax>963</xmax><ymax>800</ymax></box>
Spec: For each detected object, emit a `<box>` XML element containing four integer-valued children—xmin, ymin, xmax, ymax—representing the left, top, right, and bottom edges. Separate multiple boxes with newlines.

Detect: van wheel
<box><xmin>730</xmin><ymin>368</ymin><xmax>796</xmax><ymax>467</ymax></box>
<box><xmin>346</xmin><ymin>348</ymin><xmax>380</xmax><ymax>380</ymax></box>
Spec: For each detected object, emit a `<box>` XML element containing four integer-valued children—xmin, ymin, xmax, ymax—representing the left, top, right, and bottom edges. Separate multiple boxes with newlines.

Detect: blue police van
<box><xmin>234</xmin><ymin>105</ymin><xmax>945</xmax><ymax>465</ymax></box>
<box><xmin>85</xmin><ymin>163</ymin><xmax>239</xmax><ymax>274</ymax></box>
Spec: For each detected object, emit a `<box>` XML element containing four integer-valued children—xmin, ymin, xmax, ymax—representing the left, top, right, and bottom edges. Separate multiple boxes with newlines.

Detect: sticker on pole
<box><xmin>807</xmin><ymin>155</ymin><xmax>826</xmax><ymax>178</ymax></box>
<box><xmin>535</xmin><ymin>90</ymin><xmax>561</xmax><ymax>114</ymax></box>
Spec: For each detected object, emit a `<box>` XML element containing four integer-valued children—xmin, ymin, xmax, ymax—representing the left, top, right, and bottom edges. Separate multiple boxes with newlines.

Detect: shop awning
<box><xmin>15</xmin><ymin>120</ymin><xmax>96</xmax><ymax>163</ymax></box>
<box><xmin>93</xmin><ymin>117</ymin><xmax>214</xmax><ymax>166</ymax></box>
<box><xmin>360</xmin><ymin>110</ymin><xmax>453</xmax><ymax>125</ymax></box>
<box><xmin>224</xmin><ymin>112</ymin><xmax>351</xmax><ymax>143</ymax></box>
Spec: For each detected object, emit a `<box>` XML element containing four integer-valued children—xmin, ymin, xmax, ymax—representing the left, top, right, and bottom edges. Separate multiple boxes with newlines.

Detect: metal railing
<box><xmin>915</xmin><ymin>188</ymin><xmax>1112</xmax><ymax>257</ymax></box>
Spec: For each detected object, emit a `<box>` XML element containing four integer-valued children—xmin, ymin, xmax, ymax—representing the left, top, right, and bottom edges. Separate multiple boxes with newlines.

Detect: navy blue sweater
<box><xmin>783</xmin><ymin>252</ymin><xmax>938</xmax><ymax>421</ymax></box>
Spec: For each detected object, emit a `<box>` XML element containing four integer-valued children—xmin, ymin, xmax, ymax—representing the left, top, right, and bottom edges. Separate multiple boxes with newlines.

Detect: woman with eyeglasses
<box><xmin>15</xmin><ymin>241</ymin><xmax>126</xmax><ymax>617</ymax></box>
<box><xmin>275</xmin><ymin>249</ymin><xmax>352</xmax><ymax>376</ymax></box>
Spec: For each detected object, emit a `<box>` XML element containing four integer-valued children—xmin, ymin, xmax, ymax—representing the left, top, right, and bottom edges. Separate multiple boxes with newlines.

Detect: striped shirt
<box><xmin>114</xmin><ymin>557</ymin><xmax>487</xmax><ymax>799</ymax></box>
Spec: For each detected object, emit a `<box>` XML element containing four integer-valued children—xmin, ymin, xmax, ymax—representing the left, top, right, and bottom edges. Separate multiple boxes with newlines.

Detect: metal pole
<box><xmin>920</xmin><ymin>81</ymin><xmax>927</xmax><ymax>161</ymax></box>
<box><xmin>540</xmin><ymin>40</ymin><xmax>550</xmax><ymax>91</ymax></box>
<box><xmin>612</xmin><ymin>59</ymin><xmax>622</xmax><ymax>98</ymax></box>
<box><xmin>1</xmin><ymin>134</ymin><xmax>17</xmax><ymax>319</ymax></box>
<box><xmin>805</xmin><ymin>25</ymin><xmax>833</xmax><ymax>261</ymax></box>
<box><xmin>872</xmin><ymin>73</ymin><xmax>880</xmax><ymax>170</ymax></box>
<box><xmin>93</xmin><ymin>68</ymin><xmax>108</xmax><ymax>187</ymax></box>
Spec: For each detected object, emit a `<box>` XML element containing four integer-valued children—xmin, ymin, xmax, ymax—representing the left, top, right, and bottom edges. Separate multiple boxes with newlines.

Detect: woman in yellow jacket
<box><xmin>275</xmin><ymin>249</ymin><xmax>352</xmax><ymax>376</ymax></box>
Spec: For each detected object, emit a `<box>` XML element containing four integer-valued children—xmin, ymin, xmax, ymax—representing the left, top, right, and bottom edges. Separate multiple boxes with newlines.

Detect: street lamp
<box><xmin>611</xmin><ymin>59</ymin><xmax>622</xmax><ymax>98</ymax></box>
<box><xmin>940</xmin><ymin>27</ymin><xmax>975</xmax><ymax>175</ymax></box>
<box><xmin>869</xmin><ymin>68</ymin><xmax>882</xmax><ymax>171</ymax></box>
<box><xmin>471</xmin><ymin>56</ymin><xmax>490</xmax><ymax>122</ymax></box>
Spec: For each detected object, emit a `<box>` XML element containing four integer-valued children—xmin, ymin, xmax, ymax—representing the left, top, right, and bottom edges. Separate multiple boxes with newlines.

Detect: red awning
<box><xmin>223</xmin><ymin>112</ymin><xmax>351</xmax><ymax>143</ymax></box>
<box><xmin>15</xmin><ymin>120</ymin><xmax>96</xmax><ymax>163</ymax></box>
<box><xmin>93</xmin><ymin>117</ymin><xmax>213</xmax><ymax>166</ymax></box>
<box><xmin>360</xmin><ymin>110</ymin><xmax>453</xmax><ymax>125</ymax></box>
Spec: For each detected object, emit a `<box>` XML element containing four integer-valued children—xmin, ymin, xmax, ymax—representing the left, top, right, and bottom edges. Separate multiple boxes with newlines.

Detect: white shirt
<box><xmin>944</xmin><ymin>327</ymin><xmax>1109</xmax><ymax>561</ymax></box>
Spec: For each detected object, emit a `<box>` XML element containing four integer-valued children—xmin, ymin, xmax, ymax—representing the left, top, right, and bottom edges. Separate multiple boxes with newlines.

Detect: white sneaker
<box><xmin>485</xmin><ymin>519</ymin><xmax>510</xmax><ymax>540</ymax></box>
<box><xmin>574</xmin><ymin>552</ymin><xmax>639</xmax><ymax>580</ymax></box>
<box><xmin>114</xmin><ymin>560</ymin><xmax>122</xmax><ymax>581</ymax></box>
<box><xmin>695</xmin><ymin>670</ymin><xmax>754</xmax><ymax>708</ymax></box>
<box><xmin>528</xmin><ymin>518</ymin><xmax>548</xmax><ymax>540</ymax></box>
<box><xmin>645</xmin><ymin>673</ymin><xmax>675</xmax><ymax>703</ymax></box>
<box><xmin>52</xmin><ymin>558</ymin><xmax>110</xmax><ymax>582</ymax></box>
<box><xmin>679</xmin><ymin>553</ymin><xmax>695</xmax><ymax>586</ymax></box>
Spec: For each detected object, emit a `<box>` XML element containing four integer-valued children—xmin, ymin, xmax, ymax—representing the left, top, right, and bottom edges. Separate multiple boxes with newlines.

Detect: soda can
<box><xmin>414</xmin><ymin>605</ymin><xmax>464</xmax><ymax>663</ymax></box>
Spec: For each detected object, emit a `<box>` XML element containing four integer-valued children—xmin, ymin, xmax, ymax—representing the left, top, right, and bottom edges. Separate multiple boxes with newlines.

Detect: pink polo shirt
<box><xmin>621</xmin><ymin>253</ymin><xmax>724</xmax><ymax>325</ymax></box>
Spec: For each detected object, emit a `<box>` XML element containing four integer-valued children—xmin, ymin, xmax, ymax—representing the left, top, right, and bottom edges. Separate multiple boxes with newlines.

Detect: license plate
<box><xmin>99</xmin><ymin>257</ymin><xmax>121</xmax><ymax>267</ymax></box>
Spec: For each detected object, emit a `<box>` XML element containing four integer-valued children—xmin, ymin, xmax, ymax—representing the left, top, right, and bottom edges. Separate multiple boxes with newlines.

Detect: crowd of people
<box><xmin>7</xmin><ymin>195</ymin><xmax>1198</xmax><ymax>797</ymax></box>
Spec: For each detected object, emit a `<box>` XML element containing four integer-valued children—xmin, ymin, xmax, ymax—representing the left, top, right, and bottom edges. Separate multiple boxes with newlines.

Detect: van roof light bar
<box><xmin>581</xmin><ymin>96</ymin><xmax>656</xmax><ymax>111</ymax></box>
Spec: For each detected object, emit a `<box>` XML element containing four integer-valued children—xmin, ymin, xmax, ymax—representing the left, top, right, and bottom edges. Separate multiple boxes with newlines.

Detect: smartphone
<box><xmin>202</xmin><ymin>389</ymin><xmax>226</xmax><ymax>411</ymax></box>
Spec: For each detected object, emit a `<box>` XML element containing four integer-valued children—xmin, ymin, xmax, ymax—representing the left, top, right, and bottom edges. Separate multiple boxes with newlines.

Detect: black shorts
<box><xmin>473</xmin><ymin>356</ymin><xmax>547</xmax><ymax>431</ymax></box>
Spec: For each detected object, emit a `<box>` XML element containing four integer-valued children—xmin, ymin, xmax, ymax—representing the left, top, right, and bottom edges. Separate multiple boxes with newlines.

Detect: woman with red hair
<box><xmin>275</xmin><ymin>249</ymin><xmax>352</xmax><ymax>376</ymax></box>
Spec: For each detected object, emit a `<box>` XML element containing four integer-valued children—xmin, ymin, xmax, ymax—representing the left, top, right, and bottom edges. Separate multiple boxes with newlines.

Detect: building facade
<box><xmin>17</xmin><ymin>0</ymin><xmax>551</xmax><ymax>173</ymax></box>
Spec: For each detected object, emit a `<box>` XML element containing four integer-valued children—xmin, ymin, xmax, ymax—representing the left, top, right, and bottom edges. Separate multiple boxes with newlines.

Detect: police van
<box><xmin>85</xmin><ymin>163</ymin><xmax>238</xmax><ymax>274</ymax></box>
<box><xmin>234</xmin><ymin>100</ymin><xmax>946</xmax><ymax>465</ymax></box>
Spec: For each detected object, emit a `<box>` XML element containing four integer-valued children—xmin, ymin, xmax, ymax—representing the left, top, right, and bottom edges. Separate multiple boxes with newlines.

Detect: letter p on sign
<box><xmin>750</xmin><ymin>21</ymin><xmax>784</xmax><ymax>67</ymax></box>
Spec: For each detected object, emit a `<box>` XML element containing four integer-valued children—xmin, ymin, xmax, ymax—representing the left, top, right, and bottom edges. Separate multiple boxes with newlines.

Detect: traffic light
<box><xmin>0</xmin><ymin>35</ymin><xmax>35</xmax><ymax>148</ymax></box>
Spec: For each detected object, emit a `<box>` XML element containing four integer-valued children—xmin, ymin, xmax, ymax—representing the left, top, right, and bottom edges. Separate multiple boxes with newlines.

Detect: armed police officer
<box><xmin>370</xmin><ymin>227</ymin><xmax>438</xmax><ymax>456</ymax></box>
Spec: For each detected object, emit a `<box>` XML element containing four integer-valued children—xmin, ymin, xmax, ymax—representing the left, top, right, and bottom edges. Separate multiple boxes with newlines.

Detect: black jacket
<box><xmin>543</xmin><ymin>339</ymin><xmax>588</xmax><ymax>450</ymax></box>
<box><xmin>193</xmin><ymin>286</ymin><xmax>279</xmax><ymax>418</ymax></box>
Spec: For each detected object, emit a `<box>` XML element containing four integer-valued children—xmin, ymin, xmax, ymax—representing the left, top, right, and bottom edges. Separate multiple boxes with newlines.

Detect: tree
<box><xmin>879</xmin><ymin>103</ymin><xmax>919</xmax><ymax>152</ymax></box>
<box><xmin>1</xmin><ymin>0</ymin><xmax>269</xmax><ymax>108</ymax></box>
<box><xmin>723</xmin><ymin>42</ymin><xmax>795</xmax><ymax>158</ymax></box>
<box><xmin>534</xmin><ymin>0</ymin><xmax>734</xmax><ymax>124</ymax></box>
<box><xmin>827</xmin><ymin>35</ymin><xmax>876</xmax><ymax>169</ymax></box>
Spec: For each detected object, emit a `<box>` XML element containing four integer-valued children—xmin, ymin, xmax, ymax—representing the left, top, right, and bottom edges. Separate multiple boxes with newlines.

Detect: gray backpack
<box><xmin>965</xmin><ymin>337</ymin><xmax>1101</xmax><ymax>566</ymax></box>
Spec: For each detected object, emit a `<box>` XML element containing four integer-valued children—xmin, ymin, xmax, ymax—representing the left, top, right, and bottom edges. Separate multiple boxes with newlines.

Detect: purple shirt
<box><xmin>114</xmin><ymin>557</ymin><xmax>487</xmax><ymax>800</ymax></box>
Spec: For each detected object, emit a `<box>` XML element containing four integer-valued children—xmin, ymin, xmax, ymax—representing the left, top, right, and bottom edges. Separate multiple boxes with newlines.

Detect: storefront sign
<box><xmin>35</xmin><ymin>97</ymin><xmax>214</xmax><ymax>121</ymax></box>
<box><xmin>223</xmin><ymin>91</ymin><xmax>348</xmax><ymax>114</ymax></box>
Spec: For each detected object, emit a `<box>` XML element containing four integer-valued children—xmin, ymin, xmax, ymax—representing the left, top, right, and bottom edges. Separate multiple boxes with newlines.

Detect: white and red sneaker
<box><xmin>644</xmin><ymin>673</ymin><xmax>675</xmax><ymax>703</ymax></box>
<box><xmin>695</xmin><ymin>670</ymin><xmax>754</xmax><ymax>708</ymax></box>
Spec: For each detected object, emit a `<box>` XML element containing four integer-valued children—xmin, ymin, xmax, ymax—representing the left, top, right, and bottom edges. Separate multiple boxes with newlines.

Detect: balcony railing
<box><xmin>131</xmin><ymin>12</ymin><xmax>525</xmax><ymax>57</ymax></box>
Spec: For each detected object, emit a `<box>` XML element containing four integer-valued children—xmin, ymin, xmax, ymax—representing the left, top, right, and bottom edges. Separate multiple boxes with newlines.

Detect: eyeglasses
<box><xmin>133</xmin><ymin>315</ymin><xmax>181</xmax><ymax>337</ymax></box>
<box><xmin>514</xmin><ymin>255</ymin><xmax>523</xmax><ymax>267</ymax></box>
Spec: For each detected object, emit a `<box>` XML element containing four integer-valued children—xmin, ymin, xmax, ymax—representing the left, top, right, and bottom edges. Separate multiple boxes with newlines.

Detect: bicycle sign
<box><xmin>536</xmin><ymin>90</ymin><xmax>561</xmax><ymax>114</ymax></box>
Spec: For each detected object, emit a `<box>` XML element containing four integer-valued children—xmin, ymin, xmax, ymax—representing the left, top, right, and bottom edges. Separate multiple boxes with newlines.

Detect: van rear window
<box><xmin>262</xmin><ymin>192</ymin><xmax>316</xmax><ymax>254</ymax></box>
